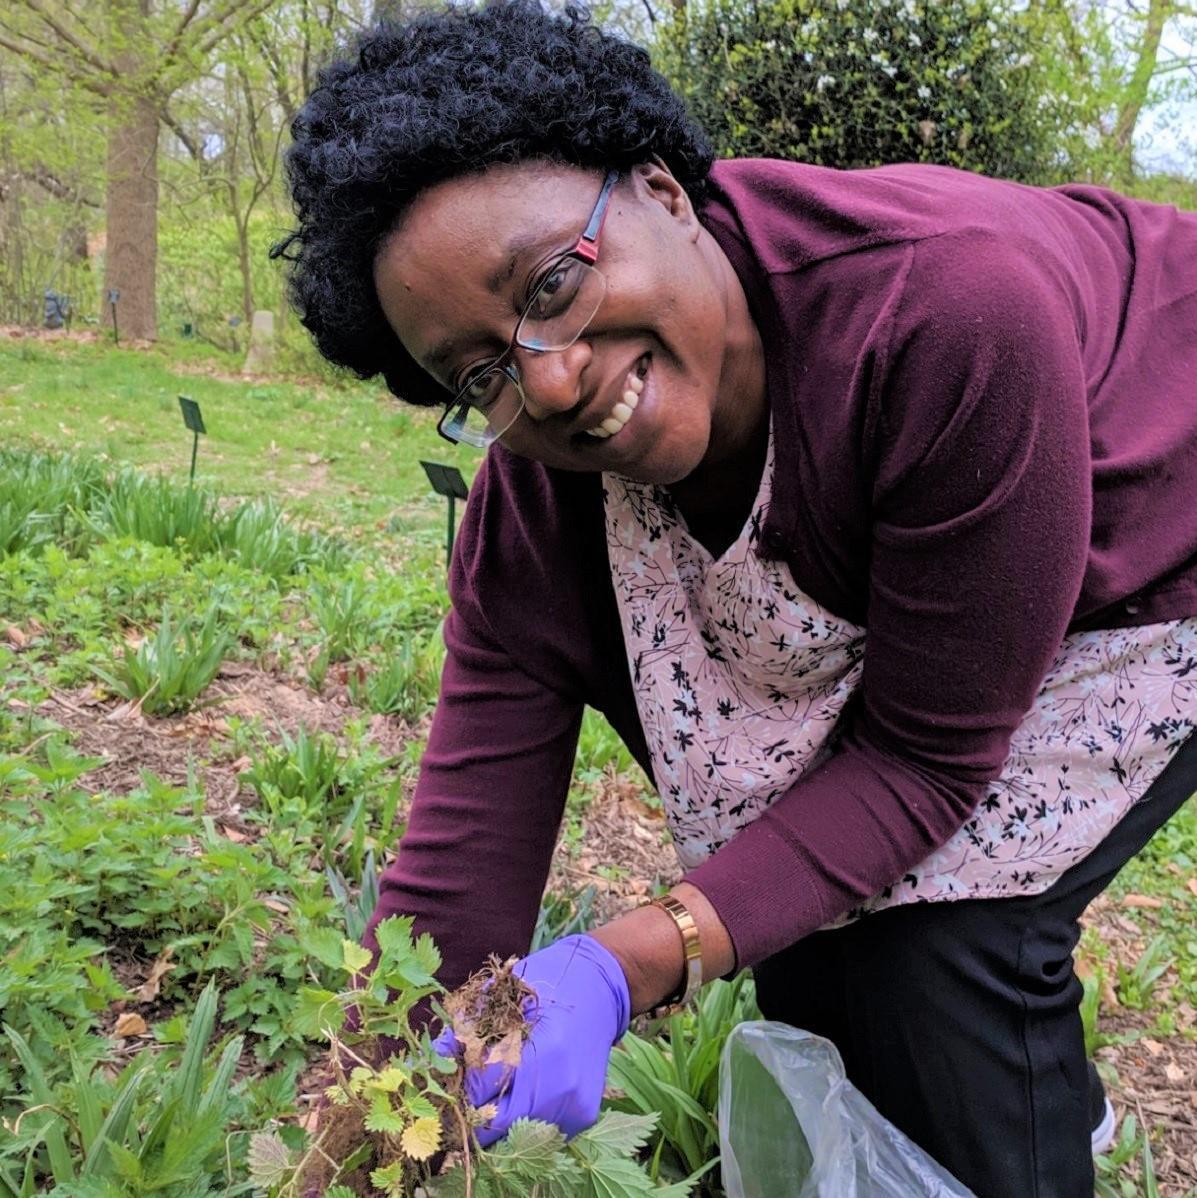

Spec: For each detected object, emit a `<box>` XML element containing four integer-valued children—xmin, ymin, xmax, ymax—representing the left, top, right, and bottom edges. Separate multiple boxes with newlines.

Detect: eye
<box><xmin>529</xmin><ymin>259</ymin><xmax>582</xmax><ymax>320</ymax></box>
<box><xmin>458</xmin><ymin>363</ymin><xmax>505</xmax><ymax>409</ymax></box>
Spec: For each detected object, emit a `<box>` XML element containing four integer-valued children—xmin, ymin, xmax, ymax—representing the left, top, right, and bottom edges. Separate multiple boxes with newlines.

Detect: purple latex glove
<box><xmin>434</xmin><ymin>933</ymin><xmax>631</xmax><ymax>1147</ymax></box>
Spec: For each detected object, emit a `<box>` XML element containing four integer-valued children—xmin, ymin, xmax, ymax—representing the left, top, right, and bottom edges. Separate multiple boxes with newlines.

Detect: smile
<box><xmin>583</xmin><ymin>355</ymin><xmax>649</xmax><ymax>440</ymax></box>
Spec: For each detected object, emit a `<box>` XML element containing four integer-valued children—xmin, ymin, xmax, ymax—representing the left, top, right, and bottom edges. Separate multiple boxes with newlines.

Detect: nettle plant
<box><xmin>250</xmin><ymin>918</ymin><xmax>695</xmax><ymax>1198</ymax></box>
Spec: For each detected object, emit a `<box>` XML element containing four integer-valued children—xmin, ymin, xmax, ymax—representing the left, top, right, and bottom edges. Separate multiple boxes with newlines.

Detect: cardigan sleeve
<box><xmin>363</xmin><ymin>573</ymin><xmax>583</xmax><ymax>994</ymax></box>
<box><xmin>684</xmin><ymin>231</ymin><xmax>1093</xmax><ymax>968</ymax></box>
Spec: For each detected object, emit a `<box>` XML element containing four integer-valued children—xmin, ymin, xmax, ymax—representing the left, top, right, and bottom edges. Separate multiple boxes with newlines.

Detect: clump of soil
<box><xmin>297</xmin><ymin>1101</ymin><xmax>374</xmax><ymax>1197</ymax></box>
<box><xmin>443</xmin><ymin>955</ymin><xmax>537</xmax><ymax>1073</ymax></box>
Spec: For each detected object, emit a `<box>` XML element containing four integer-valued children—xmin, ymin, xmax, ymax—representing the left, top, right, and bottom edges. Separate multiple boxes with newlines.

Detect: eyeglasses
<box><xmin>437</xmin><ymin>170</ymin><xmax>620</xmax><ymax>449</ymax></box>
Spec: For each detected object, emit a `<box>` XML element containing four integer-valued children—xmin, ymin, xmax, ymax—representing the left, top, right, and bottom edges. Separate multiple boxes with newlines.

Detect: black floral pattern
<box><xmin>604</xmin><ymin>429</ymin><xmax>1197</xmax><ymax>919</ymax></box>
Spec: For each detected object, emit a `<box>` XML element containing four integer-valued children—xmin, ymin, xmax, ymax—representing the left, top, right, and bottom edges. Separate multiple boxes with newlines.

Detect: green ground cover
<box><xmin>0</xmin><ymin>333</ymin><xmax>1192</xmax><ymax>1196</ymax></box>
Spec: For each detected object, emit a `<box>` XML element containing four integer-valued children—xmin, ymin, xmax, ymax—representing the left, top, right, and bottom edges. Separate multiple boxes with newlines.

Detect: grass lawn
<box><xmin>0</xmin><ymin>331</ymin><xmax>479</xmax><ymax>539</ymax></box>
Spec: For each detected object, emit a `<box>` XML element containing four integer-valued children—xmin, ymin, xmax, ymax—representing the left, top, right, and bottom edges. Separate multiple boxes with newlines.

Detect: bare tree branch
<box><xmin>165</xmin><ymin>0</ymin><xmax>202</xmax><ymax>58</ymax></box>
<box><xmin>14</xmin><ymin>0</ymin><xmax>110</xmax><ymax>76</ymax></box>
<box><xmin>160</xmin><ymin>102</ymin><xmax>203</xmax><ymax>161</ymax></box>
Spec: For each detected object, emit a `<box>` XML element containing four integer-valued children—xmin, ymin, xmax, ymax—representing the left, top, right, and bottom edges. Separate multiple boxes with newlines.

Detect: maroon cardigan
<box><xmin>367</xmin><ymin>159</ymin><xmax>1197</xmax><ymax>985</ymax></box>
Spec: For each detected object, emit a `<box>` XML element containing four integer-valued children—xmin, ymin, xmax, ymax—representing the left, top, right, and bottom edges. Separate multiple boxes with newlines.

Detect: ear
<box><xmin>635</xmin><ymin>158</ymin><xmax>699</xmax><ymax>239</ymax></box>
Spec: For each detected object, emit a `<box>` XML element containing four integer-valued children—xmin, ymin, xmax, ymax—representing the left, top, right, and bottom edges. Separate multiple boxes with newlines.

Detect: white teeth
<box><xmin>582</xmin><ymin>363</ymin><xmax>647</xmax><ymax>440</ymax></box>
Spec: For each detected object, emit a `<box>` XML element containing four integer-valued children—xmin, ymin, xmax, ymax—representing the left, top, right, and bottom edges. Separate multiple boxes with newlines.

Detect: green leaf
<box><xmin>246</xmin><ymin>1132</ymin><xmax>293</xmax><ymax>1190</ymax></box>
<box><xmin>341</xmin><ymin>939</ymin><xmax>373</xmax><ymax>974</ymax></box>
<box><xmin>364</xmin><ymin>1090</ymin><xmax>404</xmax><ymax>1134</ymax></box>
<box><xmin>490</xmin><ymin>1118</ymin><xmax>566</xmax><ymax>1173</ymax></box>
<box><xmin>302</xmin><ymin>926</ymin><xmax>347</xmax><ymax>972</ymax></box>
<box><xmin>291</xmin><ymin>987</ymin><xmax>346</xmax><ymax>1038</ymax></box>
<box><xmin>573</xmin><ymin>1111</ymin><xmax>658</xmax><ymax>1159</ymax></box>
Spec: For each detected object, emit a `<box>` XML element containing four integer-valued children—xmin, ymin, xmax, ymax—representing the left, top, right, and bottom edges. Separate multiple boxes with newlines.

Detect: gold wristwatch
<box><xmin>643</xmin><ymin>894</ymin><xmax>703</xmax><ymax>1019</ymax></box>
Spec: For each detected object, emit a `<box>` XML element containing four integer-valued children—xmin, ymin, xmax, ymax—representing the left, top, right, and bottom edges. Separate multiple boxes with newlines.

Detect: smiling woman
<box><xmin>272</xmin><ymin>4</ymin><xmax>1197</xmax><ymax>1195</ymax></box>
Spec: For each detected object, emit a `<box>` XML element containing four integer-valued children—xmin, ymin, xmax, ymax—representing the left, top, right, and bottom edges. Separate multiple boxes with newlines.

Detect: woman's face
<box><xmin>372</xmin><ymin>161</ymin><xmax>764</xmax><ymax>486</ymax></box>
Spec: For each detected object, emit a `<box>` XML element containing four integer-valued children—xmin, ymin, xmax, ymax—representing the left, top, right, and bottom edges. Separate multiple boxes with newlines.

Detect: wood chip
<box><xmin>1165</xmin><ymin>1064</ymin><xmax>1186</xmax><ymax>1084</ymax></box>
<box><xmin>1123</xmin><ymin>894</ymin><xmax>1165</xmax><ymax>910</ymax></box>
<box><xmin>263</xmin><ymin>898</ymin><xmax>290</xmax><ymax>915</ymax></box>
<box><xmin>113</xmin><ymin>1012</ymin><xmax>148</xmax><ymax>1038</ymax></box>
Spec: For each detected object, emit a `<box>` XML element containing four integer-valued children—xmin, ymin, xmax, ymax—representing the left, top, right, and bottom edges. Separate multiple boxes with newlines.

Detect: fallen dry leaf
<box><xmin>4</xmin><ymin>625</ymin><xmax>28</xmax><ymax>649</ymax></box>
<box><xmin>1165</xmin><ymin>1063</ymin><xmax>1186</xmax><ymax>1084</ymax></box>
<box><xmin>1143</xmin><ymin>1038</ymin><xmax>1166</xmax><ymax>1057</ymax></box>
<box><xmin>263</xmin><ymin>898</ymin><xmax>290</xmax><ymax>915</ymax></box>
<box><xmin>1123</xmin><ymin>894</ymin><xmax>1165</xmax><ymax>910</ymax></box>
<box><xmin>1187</xmin><ymin>878</ymin><xmax>1197</xmax><ymax>898</ymax></box>
<box><xmin>114</xmin><ymin>1012</ymin><xmax>148</xmax><ymax>1038</ymax></box>
<box><xmin>220</xmin><ymin>824</ymin><xmax>249</xmax><ymax>843</ymax></box>
<box><xmin>136</xmin><ymin>950</ymin><xmax>176</xmax><ymax>1003</ymax></box>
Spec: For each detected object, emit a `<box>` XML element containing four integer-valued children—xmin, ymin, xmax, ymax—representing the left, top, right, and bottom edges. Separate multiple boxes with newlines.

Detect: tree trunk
<box><xmin>103</xmin><ymin>0</ymin><xmax>158</xmax><ymax>342</ymax></box>
<box><xmin>102</xmin><ymin>91</ymin><xmax>158</xmax><ymax>342</ymax></box>
<box><xmin>1112</xmin><ymin>0</ymin><xmax>1172</xmax><ymax>180</ymax></box>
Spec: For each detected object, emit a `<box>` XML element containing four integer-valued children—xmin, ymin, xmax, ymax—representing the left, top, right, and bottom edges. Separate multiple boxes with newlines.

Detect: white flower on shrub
<box><xmin>917</xmin><ymin>85</ymin><xmax>932</xmax><ymax>100</ymax></box>
<box><xmin>815</xmin><ymin>74</ymin><xmax>836</xmax><ymax>93</ymax></box>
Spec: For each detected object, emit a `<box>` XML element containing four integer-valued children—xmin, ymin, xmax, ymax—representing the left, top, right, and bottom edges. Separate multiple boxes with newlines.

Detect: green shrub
<box><xmin>218</xmin><ymin>497</ymin><xmax>353</xmax><ymax>579</ymax></box>
<box><xmin>606</xmin><ymin>973</ymin><xmax>760</xmax><ymax>1192</ymax></box>
<box><xmin>89</xmin><ymin>471</ymin><xmax>224</xmax><ymax>555</ymax></box>
<box><xmin>347</xmin><ymin>628</ymin><xmax>446</xmax><ymax>723</ymax></box>
<box><xmin>658</xmin><ymin>0</ymin><xmax>1077</xmax><ymax>182</ymax></box>
<box><xmin>94</xmin><ymin>604</ymin><xmax>233</xmax><ymax>716</ymax></box>
<box><xmin>0</xmin><ymin>450</ymin><xmax>108</xmax><ymax>557</ymax></box>
<box><xmin>0</xmin><ymin>983</ymin><xmax>272</xmax><ymax>1197</ymax></box>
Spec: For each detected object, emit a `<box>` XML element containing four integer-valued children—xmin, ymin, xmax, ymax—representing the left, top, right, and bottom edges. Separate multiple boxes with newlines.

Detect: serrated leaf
<box><xmin>364</xmin><ymin>1090</ymin><xmax>404</xmax><ymax>1134</ymax></box>
<box><xmin>342</xmin><ymin>938</ymin><xmax>373</xmax><ymax>974</ymax></box>
<box><xmin>326</xmin><ymin>1187</ymin><xmax>357</xmax><ymax>1198</ymax></box>
<box><xmin>489</xmin><ymin>1117</ymin><xmax>567</xmax><ymax>1172</ymax></box>
<box><xmin>400</xmin><ymin>1115</ymin><xmax>443</xmax><ymax>1161</ymax></box>
<box><xmin>404</xmin><ymin>1091</ymin><xmax>438</xmax><ymax>1120</ymax></box>
<box><xmin>368</xmin><ymin>1065</ymin><xmax>409</xmax><ymax>1093</ymax></box>
<box><xmin>371</xmin><ymin>1158</ymin><xmax>407</xmax><ymax>1197</ymax></box>
<box><xmin>301</xmin><ymin>927</ymin><xmax>345</xmax><ymax>971</ymax></box>
<box><xmin>291</xmin><ymin>986</ymin><xmax>346</xmax><ymax>1038</ymax></box>
<box><xmin>573</xmin><ymin>1111</ymin><xmax>658</xmax><ymax>1158</ymax></box>
<box><xmin>247</xmin><ymin>1131</ymin><xmax>292</xmax><ymax>1189</ymax></box>
<box><xmin>374</xmin><ymin>915</ymin><xmax>417</xmax><ymax>959</ymax></box>
<box><xmin>575</xmin><ymin>1154</ymin><xmax>665</xmax><ymax>1197</ymax></box>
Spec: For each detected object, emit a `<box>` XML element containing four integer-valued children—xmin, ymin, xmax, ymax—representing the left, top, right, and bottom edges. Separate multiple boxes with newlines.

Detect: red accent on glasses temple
<box><xmin>572</xmin><ymin>171</ymin><xmax>620</xmax><ymax>265</ymax></box>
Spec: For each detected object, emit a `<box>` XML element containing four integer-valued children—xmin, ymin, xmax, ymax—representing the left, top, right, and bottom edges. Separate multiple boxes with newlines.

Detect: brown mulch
<box><xmin>34</xmin><ymin>661</ymin><xmax>417</xmax><ymax>831</ymax></box>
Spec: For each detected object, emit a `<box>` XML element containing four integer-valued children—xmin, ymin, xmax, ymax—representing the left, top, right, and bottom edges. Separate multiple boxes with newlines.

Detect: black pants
<box><xmin>753</xmin><ymin>731</ymin><xmax>1197</xmax><ymax>1198</ymax></box>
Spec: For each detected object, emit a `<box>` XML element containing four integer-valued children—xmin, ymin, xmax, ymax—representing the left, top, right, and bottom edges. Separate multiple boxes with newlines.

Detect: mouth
<box><xmin>574</xmin><ymin>353</ymin><xmax>650</xmax><ymax>446</ymax></box>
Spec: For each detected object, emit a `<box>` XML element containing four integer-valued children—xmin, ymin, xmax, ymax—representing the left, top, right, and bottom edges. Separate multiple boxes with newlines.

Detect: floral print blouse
<box><xmin>603</xmin><ymin>429</ymin><xmax>1197</xmax><ymax>918</ymax></box>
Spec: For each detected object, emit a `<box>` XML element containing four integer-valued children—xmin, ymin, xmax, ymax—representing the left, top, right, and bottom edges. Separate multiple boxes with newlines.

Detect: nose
<box><xmin>513</xmin><ymin>341</ymin><xmax>592</xmax><ymax>422</ymax></box>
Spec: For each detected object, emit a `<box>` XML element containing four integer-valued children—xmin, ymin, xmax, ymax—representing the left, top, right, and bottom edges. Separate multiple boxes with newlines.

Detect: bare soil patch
<box><xmin>37</xmin><ymin>662</ymin><xmax>416</xmax><ymax>830</ymax></box>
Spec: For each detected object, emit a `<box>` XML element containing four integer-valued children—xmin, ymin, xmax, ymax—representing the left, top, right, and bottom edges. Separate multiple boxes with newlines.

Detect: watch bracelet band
<box><xmin>644</xmin><ymin>894</ymin><xmax>703</xmax><ymax>1018</ymax></box>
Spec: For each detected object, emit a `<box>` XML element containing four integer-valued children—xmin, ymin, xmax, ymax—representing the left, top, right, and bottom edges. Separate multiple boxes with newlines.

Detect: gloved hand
<box><xmin>434</xmin><ymin>933</ymin><xmax>632</xmax><ymax>1147</ymax></box>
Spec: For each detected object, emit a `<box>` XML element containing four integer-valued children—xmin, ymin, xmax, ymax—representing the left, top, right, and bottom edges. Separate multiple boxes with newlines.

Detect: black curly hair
<box><xmin>270</xmin><ymin>1</ymin><xmax>714</xmax><ymax>407</ymax></box>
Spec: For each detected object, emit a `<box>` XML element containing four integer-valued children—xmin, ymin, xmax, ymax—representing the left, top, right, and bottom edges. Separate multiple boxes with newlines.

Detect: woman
<box><xmin>274</xmin><ymin>4</ymin><xmax>1197</xmax><ymax>1194</ymax></box>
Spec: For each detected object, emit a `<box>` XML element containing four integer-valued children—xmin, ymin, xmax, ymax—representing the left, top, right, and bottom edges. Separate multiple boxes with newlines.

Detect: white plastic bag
<box><xmin>719</xmin><ymin>1021</ymin><xmax>976</xmax><ymax>1197</ymax></box>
